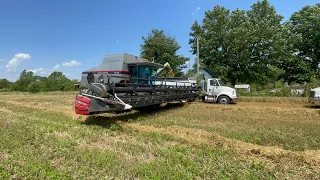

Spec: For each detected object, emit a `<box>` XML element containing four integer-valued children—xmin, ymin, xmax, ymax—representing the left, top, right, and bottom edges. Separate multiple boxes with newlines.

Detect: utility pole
<box><xmin>196</xmin><ymin>36</ymin><xmax>200</xmax><ymax>78</ymax></box>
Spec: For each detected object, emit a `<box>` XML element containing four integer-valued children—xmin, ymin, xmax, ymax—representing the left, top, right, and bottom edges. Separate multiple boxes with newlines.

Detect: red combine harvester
<box><xmin>74</xmin><ymin>53</ymin><xmax>200</xmax><ymax>115</ymax></box>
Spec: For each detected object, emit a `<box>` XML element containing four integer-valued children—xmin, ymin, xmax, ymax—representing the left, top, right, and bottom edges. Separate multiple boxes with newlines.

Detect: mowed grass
<box><xmin>0</xmin><ymin>92</ymin><xmax>319</xmax><ymax>179</ymax></box>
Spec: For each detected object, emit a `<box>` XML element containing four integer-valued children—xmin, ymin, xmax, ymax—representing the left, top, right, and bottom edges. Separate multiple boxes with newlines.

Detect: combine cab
<box><xmin>74</xmin><ymin>53</ymin><xmax>199</xmax><ymax>115</ymax></box>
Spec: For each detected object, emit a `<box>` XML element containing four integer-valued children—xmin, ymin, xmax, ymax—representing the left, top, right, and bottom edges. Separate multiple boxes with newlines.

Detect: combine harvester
<box><xmin>74</xmin><ymin>53</ymin><xmax>237</xmax><ymax>115</ymax></box>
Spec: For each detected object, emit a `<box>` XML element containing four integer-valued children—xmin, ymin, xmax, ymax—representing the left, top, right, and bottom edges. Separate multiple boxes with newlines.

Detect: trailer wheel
<box><xmin>217</xmin><ymin>95</ymin><xmax>230</xmax><ymax>104</ymax></box>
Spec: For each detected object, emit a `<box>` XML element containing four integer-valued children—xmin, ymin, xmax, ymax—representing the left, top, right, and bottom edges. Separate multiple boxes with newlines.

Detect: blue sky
<box><xmin>0</xmin><ymin>0</ymin><xmax>318</xmax><ymax>81</ymax></box>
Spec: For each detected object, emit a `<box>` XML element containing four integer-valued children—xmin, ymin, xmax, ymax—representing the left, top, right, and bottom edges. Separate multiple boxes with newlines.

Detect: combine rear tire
<box><xmin>217</xmin><ymin>95</ymin><xmax>230</xmax><ymax>104</ymax></box>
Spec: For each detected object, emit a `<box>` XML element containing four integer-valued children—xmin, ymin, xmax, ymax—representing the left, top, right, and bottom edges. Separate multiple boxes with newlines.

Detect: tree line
<box><xmin>0</xmin><ymin>70</ymin><xmax>79</xmax><ymax>93</ymax></box>
<box><xmin>140</xmin><ymin>0</ymin><xmax>320</xmax><ymax>88</ymax></box>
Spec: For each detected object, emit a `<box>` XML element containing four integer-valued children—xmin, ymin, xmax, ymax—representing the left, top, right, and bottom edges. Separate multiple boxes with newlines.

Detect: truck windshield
<box><xmin>218</xmin><ymin>80</ymin><xmax>224</xmax><ymax>86</ymax></box>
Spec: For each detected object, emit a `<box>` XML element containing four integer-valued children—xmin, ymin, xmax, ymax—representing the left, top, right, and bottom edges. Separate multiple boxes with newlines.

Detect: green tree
<box><xmin>276</xmin><ymin>22</ymin><xmax>315</xmax><ymax>84</ymax></box>
<box><xmin>62</xmin><ymin>79</ymin><xmax>80</xmax><ymax>91</ymax></box>
<box><xmin>289</xmin><ymin>3</ymin><xmax>320</xmax><ymax>76</ymax></box>
<box><xmin>189</xmin><ymin>0</ymin><xmax>285</xmax><ymax>86</ymax></box>
<box><xmin>189</xmin><ymin>6</ymin><xmax>230</xmax><ymax>81</ymax></box>
<box><xmin>0</xmin><ymin>79</ymin><xmax>11</xmax><ymax>89</ymax></box>
<box><xmin>140</xmin><ymin>29</ymin><xmax>189</xmax><ymax>77</ymax></box>
<box><xmin>27</xmin><ymin>81</ymin><xmax>44</xmax><ymax>93</ymax></box>
<box><xmin>244</xmin><ymin>0</ymin><xmax>284</xmax><ymax>85</ymax></box>
<box><xmin>46</xmin><ymin>72</ymin><xmax>72</xmax><ymax>91</ymax></box>
<box><xmin>13</xmin><ymin>70</ymin><xmax>36</xmax><ymax>91</ymax></box>
<box><xmin>8</xmin><ymin>70</ymin><xmax>75</xmax><ymax>92</ymax></box>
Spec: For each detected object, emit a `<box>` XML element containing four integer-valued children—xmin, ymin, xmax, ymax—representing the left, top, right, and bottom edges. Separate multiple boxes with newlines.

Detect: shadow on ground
<box><xmin>304</xmin><ymin>105</ymin><xmax>320</xmax><ymax>109</ymax></box>
<box><xmin>81</xmin><ymin>103</ymin><xmax>187</xmax><ymax>129</ymax></box>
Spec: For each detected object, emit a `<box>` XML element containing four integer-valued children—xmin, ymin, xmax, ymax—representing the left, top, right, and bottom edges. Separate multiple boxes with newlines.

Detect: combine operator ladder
<box><xmin>75</xmin><ymin>73</ymin><xmax>199</xmax><ymax>115</ymax></box>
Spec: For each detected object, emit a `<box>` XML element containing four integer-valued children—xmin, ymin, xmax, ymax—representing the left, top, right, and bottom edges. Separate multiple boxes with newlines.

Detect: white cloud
<box><xmin>0</xmin><ymin>58</ymin><xmax>5</xmax><ymax>62</ymax></box>
<box><xmin>52</xmin><ymin>64</ymin><xmax>60</xmax><ymax>70</ymax></box>
<box><xmin>62</xmin><ymin>60</ymin><xmax>81</xmax><ymax>67</ymax></box>
<box><xmin>29</xmin><ymin>68</ymin><xmax>47</xmax><ymax>74</ymax></box>
<box><xmin>196</xmin><ymin>7</ymin><xmax>200</xmax><ymax>11</ymax></box>
<box><xmin>6</xmin><ymin>53</ymin><xmax>31</xmax><ymax>72</ymax></box>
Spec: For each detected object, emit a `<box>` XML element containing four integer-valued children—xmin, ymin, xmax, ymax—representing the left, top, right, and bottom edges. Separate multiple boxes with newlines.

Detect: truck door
<box><xmin>208</xmin><ymin>79</ymin><xmax>221</xmax><ymax>95</ymax></box>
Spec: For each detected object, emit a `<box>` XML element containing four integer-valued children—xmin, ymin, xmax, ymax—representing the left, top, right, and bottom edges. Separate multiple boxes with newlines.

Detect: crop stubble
<box><xmin>0</xmin><ymin>92</ymin><xmax>319</xmax><ymax>179</ymax></box>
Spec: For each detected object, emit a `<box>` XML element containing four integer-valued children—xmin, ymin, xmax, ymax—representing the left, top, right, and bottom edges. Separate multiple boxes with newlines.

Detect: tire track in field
<box><xmin>1</xmin><ymin>100</ymin><xmax>86</xmax><ymax>121</ymax></box>
<box><xmin>123</xmin><ymin>123</ymin><xmax>320</xmax><ymax>174</ymax></box>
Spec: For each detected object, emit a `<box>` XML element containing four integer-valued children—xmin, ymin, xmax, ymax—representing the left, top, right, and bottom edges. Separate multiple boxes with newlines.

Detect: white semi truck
<box><xmin>155</xmin><ymin>62</ymin><xmax>237</xmax><ymax>104</ymax></box>
<box><xmin>156</xmin><ymin>77</ymin><xmax>237</xmax><ymax>104</ymax></box>
<box><xmin>201</xmin><ymin>78</ymin><xmax>237</xmax><ymax>104</ymax></box>
<box><xmin>308</xmin><ymin>87</ymin><xmax>320</xmax><ymax>106</ymax></box>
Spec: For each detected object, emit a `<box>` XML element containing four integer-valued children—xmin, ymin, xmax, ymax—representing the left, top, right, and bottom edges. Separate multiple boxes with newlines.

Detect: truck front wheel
<box><xmin>217</xmin><ymin>95</ymin><xmax>230</xmax><ymax>104</ymax></box>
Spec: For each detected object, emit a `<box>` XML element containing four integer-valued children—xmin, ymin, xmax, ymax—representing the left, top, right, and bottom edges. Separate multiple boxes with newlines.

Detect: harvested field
<box><xmin>0</xmin><ymin>92</ymin><xmax>319</xmax><ymax>179</ymax></box>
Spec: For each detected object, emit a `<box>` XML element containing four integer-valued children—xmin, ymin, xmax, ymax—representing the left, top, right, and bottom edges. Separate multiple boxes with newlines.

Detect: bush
<box><xmin>236</xmin><ymin>89</ymin><xmax>252</xmax><ymax>96</ymax></box>
<box><xmin>303</xmin><ymin>80</ymin><xmax>320</xmax><ymax>97</ymax></box>
<box><xmin>271</xmin><ymin>87</ymin><xmax>292</xmax><ymax>97</ymax></box>
<box><xmin>27</xmin><ymin>81</ymin><xmax>44</xmax><ymax>93</ymax></box>
<box><xmin>0</xmin><ymin>88</ymin><xmax>12</xmax><ymax>92</ymax></box>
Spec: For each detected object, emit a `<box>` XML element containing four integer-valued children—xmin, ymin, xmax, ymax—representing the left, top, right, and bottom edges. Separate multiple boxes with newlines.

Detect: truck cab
<box><xmin>202</xmin><ymin>78</ymin><xmax>237</xmax><ymax>104</ymax></box>
<box><xmin>308</xmin><ymin>87</ymin><xmax>320</xmax><ymax>106</ymax></box>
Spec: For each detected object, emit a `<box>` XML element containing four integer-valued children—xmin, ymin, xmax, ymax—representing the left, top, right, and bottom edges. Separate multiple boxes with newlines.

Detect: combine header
<box><xmin>74</xmin><ymin>53</ymin><xmax>200</xmax><ymax>115</ymax></box>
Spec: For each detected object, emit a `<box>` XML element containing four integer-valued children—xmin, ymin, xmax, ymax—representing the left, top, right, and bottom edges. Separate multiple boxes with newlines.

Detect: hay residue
<box><xmin>124</xmin><ymin>123</ymin><xmax>320</xmax><ymax>170</ymax></box>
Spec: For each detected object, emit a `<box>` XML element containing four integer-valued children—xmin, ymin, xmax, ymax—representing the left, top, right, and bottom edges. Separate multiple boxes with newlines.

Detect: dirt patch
<box><xmin>0</xmin><ymin>153</ymin><xmax>9</xmax><ymax>161</ymax></box>
<box><xmin>52</xmin><ymin>131</ymin><xmax>72</xmax><ymax>139</ymax></box>
<box><xmin>0</xmin><ymin>107</ymin><xmax>14</xmax><ymax>114</ymax></box>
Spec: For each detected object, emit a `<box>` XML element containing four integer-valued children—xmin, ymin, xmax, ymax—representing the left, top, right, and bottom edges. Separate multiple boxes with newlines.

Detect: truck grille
<box><xmin>309</xmin><ymin>91</ymin><xmax>315</xmax><ymax>98</ymax></box>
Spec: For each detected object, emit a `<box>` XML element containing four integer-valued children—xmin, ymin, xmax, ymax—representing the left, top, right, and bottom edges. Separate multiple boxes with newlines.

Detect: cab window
<box><xmin>210</xmin><ymin>80</ymin><xmax>214</xmax><ymax>86</ymax></box>
<box><xmin>129</xmin><ymin>65</ymin><xmax>157</xmax><ymax>84</ymax></box>
<box><xmin>210</xmin><ymin>79</ymin><xmax>219</xmax><ymax>86</ymax></box>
